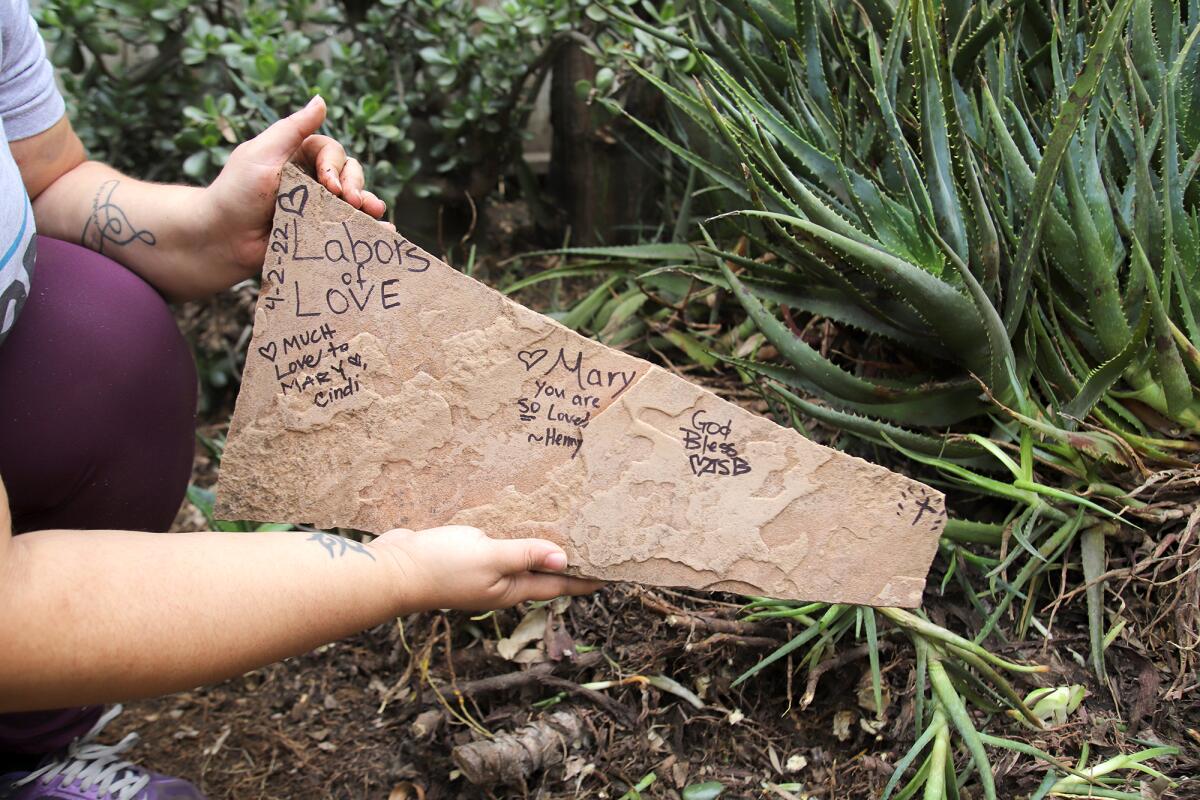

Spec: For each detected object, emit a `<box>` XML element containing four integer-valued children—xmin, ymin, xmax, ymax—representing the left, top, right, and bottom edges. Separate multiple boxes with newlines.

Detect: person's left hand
<box><xmin>373</xmin><ymin>525</ymin><xmax>605</xmax><ymax>612</ymax></box>
<box><xmin>203</xmin><ymin>95</ymin><xmax>389</xmax><ymax>282</ymax></box>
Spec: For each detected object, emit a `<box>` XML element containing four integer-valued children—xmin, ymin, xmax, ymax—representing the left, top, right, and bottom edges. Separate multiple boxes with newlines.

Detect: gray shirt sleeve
<box><xmin>0</xmin><ymin>0</ymin><xmax>65</xmax><ymax>141</ymax></box>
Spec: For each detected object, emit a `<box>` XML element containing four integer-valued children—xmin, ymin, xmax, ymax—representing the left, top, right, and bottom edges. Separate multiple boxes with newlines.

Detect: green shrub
<box><xmin>35</xmin><ymin>0</ymin><xmax>587</xmax><ymax>209</ymax></box>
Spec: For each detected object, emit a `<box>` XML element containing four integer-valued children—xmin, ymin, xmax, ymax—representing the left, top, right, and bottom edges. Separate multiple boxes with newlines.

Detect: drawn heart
<box><xmin>517</xmin><ymin>348</ymin><xmax>548</xmax><ymax>371</ymax></box>
<box><xmin>276</xmin><ymin>184</ymin><xmax>308</xmax><ymax>217</ymax></box>
<box><xmin>347</xmin><ymin>353</ymin><xmax>362</xmax><ymax>368</ymax></box>
<box><xmin>257</xmin><ymin>341</ymin><xmax>278</xmax><ymax>362</ymax></box>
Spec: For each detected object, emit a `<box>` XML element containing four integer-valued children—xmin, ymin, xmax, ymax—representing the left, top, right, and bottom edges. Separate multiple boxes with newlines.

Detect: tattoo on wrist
<box><xmin>80</xmin><ymin>179</ymin><xmax>157</xmax><ymax>254</ymax></box>
<box><xmin>307</xmin><ymin>531</ymin><xmax>376</xmax><ymax>561</ymax></box>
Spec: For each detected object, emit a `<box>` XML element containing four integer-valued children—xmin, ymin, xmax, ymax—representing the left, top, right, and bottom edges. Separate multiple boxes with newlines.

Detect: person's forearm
<box><xmin>30</xmin><ymin>161</ymin><xmax>232</xmax><ymax>299</ymax></box>
<box><xmin>0</xmin><ymin>527</ymin><xmax>409</xmax><ymax>712</ymax></box>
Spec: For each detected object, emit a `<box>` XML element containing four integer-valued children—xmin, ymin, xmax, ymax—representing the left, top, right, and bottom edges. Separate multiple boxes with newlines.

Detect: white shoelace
<box><xmin>12</xmin><ymin>705</ymin><xmax>151</xmax><ymax>800</ymax></box>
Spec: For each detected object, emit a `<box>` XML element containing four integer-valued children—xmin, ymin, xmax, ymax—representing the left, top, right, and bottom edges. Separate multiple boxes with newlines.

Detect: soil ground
<box><xmin>107</xmin><ymin>526</ymin><xmax>1199</xmax><ymax>799</ymax></box>
<box><xmin>106</xmin><ymin>426</ymin><xmax>1200</xmax><ymax>798</ymax></box>
<box><xmin>101</xmin><ymin>240</ymin><xmax>1200</xmax><ymax>799</ymax></box>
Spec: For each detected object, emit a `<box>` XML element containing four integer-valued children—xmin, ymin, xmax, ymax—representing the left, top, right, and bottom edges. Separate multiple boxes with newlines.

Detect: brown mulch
<box><xmin>109</xmin><ymin>590</ymin><xmax>866</xmax><ymax>799</ymax></box>
<box><xmin>105</xmin><ymin>572</ymin><xmax>1199</xmax><ymax>799</ymax></box>
<box><xmin>96</xmin><ymin>243</ymin><xmax>1200</xmax><ymax>800</ymax></box>
<box><xmin>121</xmin><ymin>424</ymin><xmax>1200</xmax><ymax>798</ymax></box>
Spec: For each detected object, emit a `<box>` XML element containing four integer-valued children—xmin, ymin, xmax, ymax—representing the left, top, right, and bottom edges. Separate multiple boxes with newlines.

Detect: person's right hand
<box><xmin>375</xmin><ymin>525</ymin><xmax>604</xmax><ymax>611</ymax></box>
<box><xmin>202</xmin><ymin>96</ymin><xmax>388</xmax><ymax>291</ymax></box>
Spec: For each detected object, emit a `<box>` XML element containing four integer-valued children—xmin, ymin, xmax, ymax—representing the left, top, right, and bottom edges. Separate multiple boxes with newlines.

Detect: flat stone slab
<box><xmin>215</xmin><ymin>164</ymin><xmax>946</xmax><ymax>605</ymax></box>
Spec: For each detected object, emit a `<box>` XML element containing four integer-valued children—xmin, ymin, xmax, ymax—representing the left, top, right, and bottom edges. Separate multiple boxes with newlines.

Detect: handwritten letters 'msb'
<box><xmin>216</xmin><ymin>164</ymin><xmax>946</xmax><ymax>605</ymax></box>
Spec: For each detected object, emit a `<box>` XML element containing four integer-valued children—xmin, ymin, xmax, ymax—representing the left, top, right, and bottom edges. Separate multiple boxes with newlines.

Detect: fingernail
<box><xmin>306</xmin><ymin>94</ymin><xmax>322</xmax><ymax>110</ymax></box>
<box><xmin>544</xmin><ymin>551</ymin><xmax>567</xmax><ymax>571</ymax></box>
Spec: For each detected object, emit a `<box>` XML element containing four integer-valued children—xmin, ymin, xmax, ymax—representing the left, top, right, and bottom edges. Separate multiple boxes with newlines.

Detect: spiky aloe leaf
<box><xmin>769</xmin><ymin>384</ymin><xmax>988</xmax><ymax>459</ymax></box>
<box><xmin>720</xmin><ymin>210</ymin><xmax>998</xmax><ymax>377</ymax></box>
<box><xmin>608</xmin><ymin>95</ymin><xmax>749</xmax><ymax>201</ymax></box>
<box><xmin>688</xmin><ymin>256</ymin><xmax>950</xmax><ymax>353</ymax></box>
<box><xmin>720</xmin><ymin>262</ymin><xmax>921</xmax><ymax>403</ymax></box>
<box><xmin>924</xmin><ymin>212</ymin><xmax>1014</xmax><ymax>391</ymax></box>
<box><xmin>721</xmin><ymin>353</ymin><xmax>985</xmax><ymax>425</ymax></box>
<box><xmin>794</xmin><ymin>0</ymin><xmax>833</xmax><ymax>119</ymax></box>
<box><xmin>951</xmin><ymin>0</ymin><xmax>1018</xmax><ymax>80</ymax></box>
<box><xmin>1062</xmin><ymin>310</ymin><xmax>1150</xmax><ymax>423</ymax></box>
<box><xmin>693</xmin><ymin>51</ymin><xmax>936</xmax><ymax>268</ymax></box>
<box><xmin>1132</xmin><ymin>238</ymin><xmax>1194</xmax><ymax>415</ymax></box>
<box><xmin>868</xmin><ymin>25</ymin><xmax>939</xmax><ymax>245</ymax></box>
<box><xmin>716</xmin><ymin>0</ymin><xmax>796</xmax><ymax>40</ymax></box>
<box><xmin>1003</xmin><ymin>0</ymin><xmax>1136</xmax><ymax>333</ymax></box>
<box><xmin>914</xmin><ymin>0</ymin><xmax>970</xmax><ymax>263</ymax></box>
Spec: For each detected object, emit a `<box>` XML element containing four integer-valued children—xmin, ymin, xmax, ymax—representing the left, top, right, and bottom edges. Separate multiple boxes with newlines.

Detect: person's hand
<box><xmin>375</xmin><ymin>525</ymin><xmax>604</xmax><ymax>612</ymax></box>
<box><xmin>203</xmin><ymin>95</ymin><xmax>389</xmax><ymax>284</ymax></box>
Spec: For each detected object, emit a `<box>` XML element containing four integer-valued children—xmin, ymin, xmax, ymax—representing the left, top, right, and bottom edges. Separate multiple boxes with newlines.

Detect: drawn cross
<box><xmin>910</xmin><ymin>494</ymin><xmax>937</xmax><ymax>526</ymax></box>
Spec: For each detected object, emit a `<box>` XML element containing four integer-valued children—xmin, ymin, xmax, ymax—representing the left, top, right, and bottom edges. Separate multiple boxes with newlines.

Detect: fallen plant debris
<box><xmin>452</xmin><ymin>709</ymin><xmax>589</xmax><ymax>787</ymax></box>
<box><xmin>104</xmin><ymin>485</ymin><xmax>1199</xmax><ymax>797</ymax></box>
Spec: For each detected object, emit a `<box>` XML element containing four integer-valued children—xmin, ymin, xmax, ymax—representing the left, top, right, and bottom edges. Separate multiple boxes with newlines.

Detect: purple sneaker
<box><xmin>0</xmin><ymin>705</ymin><xmax>204</xmax><ymax>800</ymax></box>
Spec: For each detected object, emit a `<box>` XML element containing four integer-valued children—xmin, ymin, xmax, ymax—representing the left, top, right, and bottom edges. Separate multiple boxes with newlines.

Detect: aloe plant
<box><xmin>630</xmin><ymin>0</ymin><xmax>1197</xmax><ymax>443</ymax></box>
<box><xmin>582</xmin><ymin>0</ymin><xmax>1199</xmax><ymax>654</ymax></box>
<box><xmin>524</xmin><ymin>0</ymin><xmax>1198</xmax><ymax>796</ymax></box>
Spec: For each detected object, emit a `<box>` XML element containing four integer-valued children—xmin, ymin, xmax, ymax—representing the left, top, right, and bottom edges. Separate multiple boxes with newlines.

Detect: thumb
<box><xmin>243</xmin><ymin>95</ymin><xmax>326</xmax><ymax>164</ymax></box>
<box><xmin>494</xmin><ymin>538</ymin><xmax>569</xmax><ymax>575</ymax></box>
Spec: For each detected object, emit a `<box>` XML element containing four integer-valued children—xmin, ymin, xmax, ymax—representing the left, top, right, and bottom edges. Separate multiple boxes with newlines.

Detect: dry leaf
<box><xmin>832</xmin><ymin>710</ymin><xmax>855</xmax><ymax>741</ymax></box>
<box><xmin>496</xmin><ymin>607</ymin><xmax>549</xmax><ymax>660</ymax></box>
<box><xmin>545</xmin><ymin>610</ymin><xmax>576</xmax><ymax>662</ymax></box>
<box><xmin>388</xmin><ymin>782</ymin><xmax>426</xmax><ymax>800</ymax></box>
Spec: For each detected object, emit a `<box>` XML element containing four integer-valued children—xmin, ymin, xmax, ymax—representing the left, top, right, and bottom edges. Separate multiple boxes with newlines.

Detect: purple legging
<box><xmin>0</xmin><ymin>236</ymin><xmax>197</xmax><ymax>757</ymax></box>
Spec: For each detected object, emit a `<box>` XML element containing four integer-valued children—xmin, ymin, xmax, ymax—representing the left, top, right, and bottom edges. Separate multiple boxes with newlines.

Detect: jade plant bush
<box><xmin>35</xmin><ymin>0</ymin><xmax>586</xmax><ymax>205</ymax></box>
<box><xmin>529</xmin><ymin>0</ymin><xmax>1198</xmax><ymax>796</ymax></box>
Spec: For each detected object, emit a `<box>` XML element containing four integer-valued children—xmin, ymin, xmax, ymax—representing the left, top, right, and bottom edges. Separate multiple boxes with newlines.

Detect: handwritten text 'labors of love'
<box><xmin>271</xmin><ymin>217</ymin><xmax>432</xmax><ymax>318</ymax></box>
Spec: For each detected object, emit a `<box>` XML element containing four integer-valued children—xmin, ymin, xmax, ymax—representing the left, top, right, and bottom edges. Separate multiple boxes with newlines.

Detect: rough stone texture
<box><xmin>215</xmin><ymin>164</ymin><xmax>946</xmax><ymax>605</ymax></box>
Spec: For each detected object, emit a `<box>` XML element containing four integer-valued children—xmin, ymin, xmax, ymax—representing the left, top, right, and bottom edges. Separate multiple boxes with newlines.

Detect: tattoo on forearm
<box><xmin>307</xmin><ymin>531</ymin><xmax>376</xmax><ymax>561</ymax></box>
<box><xmin>80</xmin><ymin>179</ymin><xmax>157</xmax><ymax>254</ymax></box>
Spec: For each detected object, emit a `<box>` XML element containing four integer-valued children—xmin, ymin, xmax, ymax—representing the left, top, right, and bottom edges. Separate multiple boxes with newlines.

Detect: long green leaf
<box><xmin>715</xmin><ymin>210</ymin><xmax>993</xmax><ymax>372</ymax></box>
<box><xmin>720</xmin><ymin>262</ymin><xmax>922</xmax><ymax>403</ymax></box>
<box><xmin>928</xmin><ymin>657</ymin><xmax>996</xmax><ymax>800</ymax></box>
<box><xmin>1003</xmin><ymin>0</ymin><xmax>1136</xmax><ymax>333</ymax></box>
<box><xmin>914</xmin><ymin>0</ymin><xmax>970</xmax><ymax>262</ymax></box>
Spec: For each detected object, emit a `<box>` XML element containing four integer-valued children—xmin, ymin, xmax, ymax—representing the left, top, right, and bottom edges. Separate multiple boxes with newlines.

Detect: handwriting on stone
<box><xmin>513</xmin><ymin>346</ymin><xmax>638</xmax><ymax>459</ymax></box>
<box><xmin>680</xmin><ymin>408</ymin><xmax>752</xmax><ymax>477</ymax></box>
<box><xmin>258</xmin><ymin>190</ymin><xmax>429</xmax><ymax>316</ymax></box>
<box><xmin>897</xmin><ymin>488</ymin><xmax>947</xmax><ymax>530</ymax></box>
<box><xmin>251</xmin><ymin>175</ymin><xmax>442</xmax><ymax>407</ymax></box>
<box><xmin>252</xmin><ymin>321</ymin><xmax>369</xmax><ymax>409</ymax></box>
<box><xmin>217</xmin><ymin>164</ymin><xmax>950</xmax><ymax>608</ymax></box>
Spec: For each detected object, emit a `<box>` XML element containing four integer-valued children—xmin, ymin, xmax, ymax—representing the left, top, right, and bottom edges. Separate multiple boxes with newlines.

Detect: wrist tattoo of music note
<box><xmin>80</xmin><ymin>179</ymin><xmax>157</xmax><ymax>254</ymax></box>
